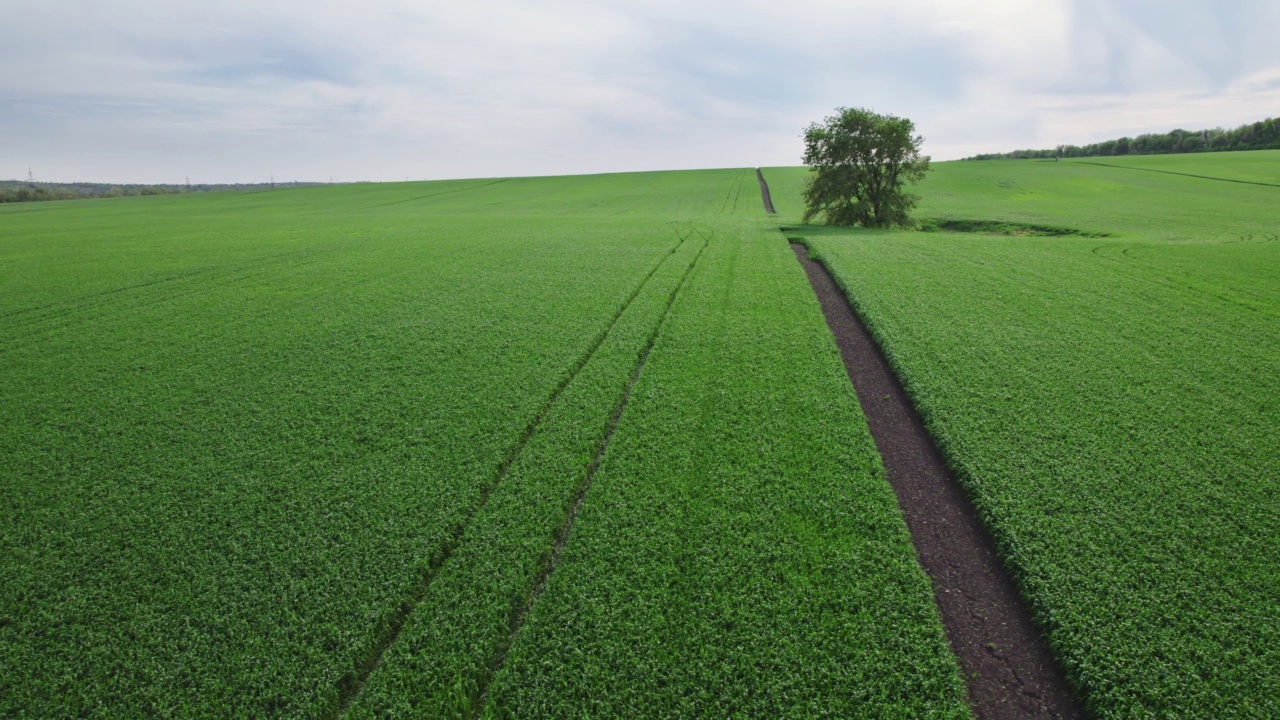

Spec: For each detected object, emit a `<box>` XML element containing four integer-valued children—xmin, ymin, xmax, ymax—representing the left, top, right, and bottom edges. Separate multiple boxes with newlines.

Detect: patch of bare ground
<box><xmin>789</xmin><ymin>241</ymin><xmax>1085</xmax><ymax>720</ymax></box>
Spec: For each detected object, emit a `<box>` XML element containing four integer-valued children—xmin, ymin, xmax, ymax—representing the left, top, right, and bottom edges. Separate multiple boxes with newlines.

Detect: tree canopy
<box><xmin>801</xmin><ymin>107</ymin><xmax>930</xmax><ymax>228</ymax></box>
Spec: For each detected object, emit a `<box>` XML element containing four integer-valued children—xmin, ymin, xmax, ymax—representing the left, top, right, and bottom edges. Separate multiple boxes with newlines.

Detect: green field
<box><xmin>4</xmin><ymin>150</ymin><xmax>1277</xmax><ymax>718</ymax></box>
<box><xmin>778</xmin><ymin>151</ymin><xmax>1280</xmax><ymax>718</ymax></box>
<box><xmin>1</xmin><ymin>170</ymin><xmax>966</xmax><ymax>717</ymax></box>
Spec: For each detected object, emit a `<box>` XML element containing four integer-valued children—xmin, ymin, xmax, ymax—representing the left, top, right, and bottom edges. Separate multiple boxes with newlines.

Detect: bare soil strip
<box><xmin>790</xmin><ymin>242</ymin><xmax>1084</xmax><ymax>720</ymax></box>
<box><xmin>755</xmin><ymin>168</ymin><xmax>776</xmax><ymax>214</ymax></box>
<box><xmin>331</xmin><ymin>227</ymin><xmax>692</xmax><ymax>717</ymax></box>
<box><xmin>470</xmin><ymin>228</ymin><xmax>715</xmax><ymax>718</ymax></box>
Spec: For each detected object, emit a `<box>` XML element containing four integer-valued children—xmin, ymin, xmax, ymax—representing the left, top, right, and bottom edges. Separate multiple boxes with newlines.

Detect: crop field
<box><xmin>5</xmin><ymin>150</ymin><xmax>1276</xmax><ymax>718</ymax></box>
<box><xmin>1</xmin><ymin>170</ymin><xmax>967</xmax><ymax>717</ymax></box>
<box><xmin>778</xmin><ymin>152</ymin><xmax>1280</xmax><ymax>718</ymax></box>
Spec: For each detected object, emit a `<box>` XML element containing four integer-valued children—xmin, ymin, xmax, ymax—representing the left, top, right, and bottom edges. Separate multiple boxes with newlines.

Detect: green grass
<box><xmin>778</xmin><ymin>154</ymin><xmax>1280</xmax><ymax>718</ymax></box>
<box><xmin>1</xmin><ymin>169</ymin><xmax>965</xmax><ymax>717</ymax></box>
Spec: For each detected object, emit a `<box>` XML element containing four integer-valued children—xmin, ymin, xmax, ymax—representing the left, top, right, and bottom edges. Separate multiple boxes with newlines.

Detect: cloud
<box><xmin>2</xmin><ymin>0</ymin><xmax>1277</xmax><ymax>182</ymax></box>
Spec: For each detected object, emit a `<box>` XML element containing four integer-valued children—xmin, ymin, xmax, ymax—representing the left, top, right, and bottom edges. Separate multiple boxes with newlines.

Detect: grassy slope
<box><xmin>774</xmin><ymin>157</ymin><xmax>1280</xmax><ymax>718</ymax></box>
<box><xmin>2</xmin><ymin>169</ymin><xmax>966</xmax><ymax>717</ymax></box>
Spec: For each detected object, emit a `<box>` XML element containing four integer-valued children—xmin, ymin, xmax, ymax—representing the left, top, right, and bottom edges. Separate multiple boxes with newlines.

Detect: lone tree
<box><xmin>802</xmin><ymin>107</ymin><xmax>930</xmax><ymax>227</ymax></box>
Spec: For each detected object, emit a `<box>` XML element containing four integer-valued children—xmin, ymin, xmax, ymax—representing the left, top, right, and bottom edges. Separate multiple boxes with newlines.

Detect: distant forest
<box><xmin>966</xmin><ymin>117</ymin><xmax>1280</xmax><ymax>160</ymax></box>
<box><xmin>0</xmin><ymin>180</ymin><xmax>325</xmax><ymax>204</ymax></box>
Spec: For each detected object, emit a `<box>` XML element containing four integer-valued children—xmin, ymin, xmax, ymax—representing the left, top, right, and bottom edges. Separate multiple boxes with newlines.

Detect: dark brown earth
<box><xmin>755</xmin><ymin>168</ymin><xmax>776</xmax><ymax>214</ymax></box>
<box><xmin>790</xmin><ymin>242</ymin><xmax>1085</xmax><ymax>720</ymax></box>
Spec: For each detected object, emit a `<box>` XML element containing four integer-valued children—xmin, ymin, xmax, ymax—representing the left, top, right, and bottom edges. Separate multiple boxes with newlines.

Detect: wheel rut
<box><xmin>331</xmin><ymin>226</ymin><xmax>693</xmax><ymax>718</ymax></box>
<box><xmin>789</xmin><ymin>241</ymin><xmax>1084</xmax><ymax>720</ymax></box>
<box><xmin>468</xmin><ymin>227</ymin><xmax>715</xmax><ymax>718</ymax></box>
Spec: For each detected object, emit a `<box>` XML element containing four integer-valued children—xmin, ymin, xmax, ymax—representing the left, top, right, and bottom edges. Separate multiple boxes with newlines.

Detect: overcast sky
<box><xmin>4</xmin><ymin>0</ymin><xmax>1279</xmax><ymax>183</ymax></box>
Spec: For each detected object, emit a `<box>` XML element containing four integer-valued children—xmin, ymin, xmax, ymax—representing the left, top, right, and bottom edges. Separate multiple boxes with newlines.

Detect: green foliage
<box><xmin>801</xmin><ymin>107</ymin><xmax>930</xmax><ymax>227</ymax></box>
<box><xmin>781</xmin><ymin>152</ymin><xmax>1280</xmax><ymax>719</ymax></box>
<box><xmin>967</xmin><ymin>116</ymin><xmax>1280</xmax><ymax>160</ymax></box>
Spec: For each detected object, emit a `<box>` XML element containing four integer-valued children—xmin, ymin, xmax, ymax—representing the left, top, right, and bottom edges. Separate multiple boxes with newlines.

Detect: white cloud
<box><xmin>2</xmin><ymin>0</ymin><xmax>1277</xmax><ymax>182</ymax></box>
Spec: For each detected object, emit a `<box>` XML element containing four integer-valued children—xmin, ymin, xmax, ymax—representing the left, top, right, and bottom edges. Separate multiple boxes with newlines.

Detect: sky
<box><xmin>3</xmin><ymin>0</ymin><xmax>1279</xmax><ymax>184</ymax></box>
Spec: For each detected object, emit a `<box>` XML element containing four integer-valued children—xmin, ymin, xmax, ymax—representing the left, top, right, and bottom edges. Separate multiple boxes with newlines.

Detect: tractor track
<box><xmin>330</xmin><ymin>225</ymin><xmax>694</xmax><ymax>718</ymax></box>
<box><xmin>469</xmin><ymin>226</ymin><xmax>715</xmax><ymax>718</ymax></box>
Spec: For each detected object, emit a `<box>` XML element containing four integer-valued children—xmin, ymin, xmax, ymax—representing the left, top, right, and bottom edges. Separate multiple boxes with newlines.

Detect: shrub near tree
<box><xmin>802</xmin><ymin>107</ymin><xmax>930</xmax><ymax>227</ymax></box>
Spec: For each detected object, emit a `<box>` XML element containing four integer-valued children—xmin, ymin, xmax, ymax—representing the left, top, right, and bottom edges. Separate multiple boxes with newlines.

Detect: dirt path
<box><xmin>790</xmin><ymin>242</ymin><xmax>1084</xmax><ymax>720</ymax></box>
<box><xmin>755</xmin><ymin>168</ymin><xmax>776</xmax><ymax>214</ymax></box>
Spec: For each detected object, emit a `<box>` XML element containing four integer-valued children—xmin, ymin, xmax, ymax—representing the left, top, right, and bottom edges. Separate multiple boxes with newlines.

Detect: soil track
<box><xmin>789</xmin><ymin>242</ymin><xmax>1083</xmax><ymax>719</ymax></box>
<box><xmin>755</xmin><ymin>168</ymin><xmax>776</xmax><ymax>214</ymax></box>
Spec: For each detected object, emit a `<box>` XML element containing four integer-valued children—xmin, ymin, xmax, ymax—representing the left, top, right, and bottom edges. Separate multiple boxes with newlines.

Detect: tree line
<box><xmin>0</xmin><ymin>180</ymin><xmax>327</xmax><ymax>204</ymax></box>
<box><xmin>0</xmin><ymin>182</ymin><xmax>183</xmax><ymax>204</ymax></box>
<box><xmin>966</xmin><ymin>117</ymin><xmax>1280</xmax><ymax>161</ymax></box>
